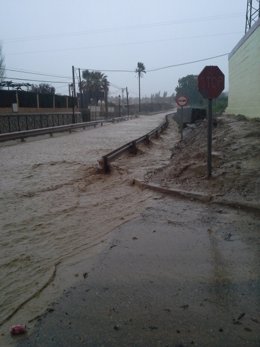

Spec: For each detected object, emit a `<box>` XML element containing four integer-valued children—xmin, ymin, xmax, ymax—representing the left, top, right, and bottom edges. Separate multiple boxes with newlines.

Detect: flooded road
<box><xmin>15</xmin><ymin>187</ymin><xmax>260</xmax><ymax>347</ymax></box>
<box><xmin>0</xmin><ymin>113</ymin><xmax>177</xmax><ymax>332</ymax></box>
<box><xmin>1</xmin><ymin>112</ymin><xmax>259</xmax><ymax>346</ymax></box>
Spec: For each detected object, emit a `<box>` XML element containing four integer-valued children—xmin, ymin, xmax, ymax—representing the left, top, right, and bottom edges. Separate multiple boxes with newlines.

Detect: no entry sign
<box><xmin>175</xmin><ymin>95</ymin><xmax>188</xmax><ymax>141</ymax></box>
<box><xmin>175</xmin><ymin>95</ymin><xmax>188</xmax><ymax>107</ymax></box>
<box><xmin>198</xmin><ymin>66</ymin><xmax>224</xmax><ymax>99</ymax></box>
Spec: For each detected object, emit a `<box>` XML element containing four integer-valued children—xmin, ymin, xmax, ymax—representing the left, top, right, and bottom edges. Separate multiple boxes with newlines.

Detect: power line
<box><xmin>1</xmin><ymin>67</ymin><xmax>70</xmax><ymax>79</ymax></box>
<box><xmin>77</xmin><ymin>53</ymin><xmax>229</xmax><ymax>75</ymax></box>
<box><xmin>7</xmin><ymin>31</ymin><xmax>241</xmax><ymax>57</ymax></box>
<box><xmin>4</xmin><ymin>76</ymin><xmax>70</xmax><ymax>84</ymax></box>
<box><xmin>77</xmin><ymin>67</ymin><xmax>134</xmax><ymax>73</ymax></box>
<box><xmin>2</xmin><ymin>52</ymin><xmax>229</xmax><ymax>90</ymax></box>
<box><xmin>146</xmin><ymin>53</ymin><xmax>229</xmax><ymax>72</ymax></box>
<box><xmin>109</xmin><ymin>83</ymin><xmax>124</xmax><ymax>90</ymax></box>
<box><xmin>3</xmin><ymin>13</ymin><xmax>243</xmax><ymax>44</ymax></box>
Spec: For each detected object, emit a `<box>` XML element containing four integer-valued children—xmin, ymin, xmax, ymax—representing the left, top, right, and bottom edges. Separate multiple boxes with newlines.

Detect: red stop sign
<box><xmin>198</xmin><ymin>66</ymin><xmax>225</xmax><ymax>99</ymax></box>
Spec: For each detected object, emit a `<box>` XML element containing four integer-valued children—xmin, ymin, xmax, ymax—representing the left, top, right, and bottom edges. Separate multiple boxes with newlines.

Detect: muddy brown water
<box><xmin>0</xmin><ymin>113</ymin><xmax>177</xmax><ymax>338</ymax></box>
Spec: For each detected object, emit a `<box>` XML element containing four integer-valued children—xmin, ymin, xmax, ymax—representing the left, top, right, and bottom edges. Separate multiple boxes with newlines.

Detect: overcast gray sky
<box><xmin>0</xmin><ymin>0</ymin><xmax>246</xmax><ymax>98</ymax></box>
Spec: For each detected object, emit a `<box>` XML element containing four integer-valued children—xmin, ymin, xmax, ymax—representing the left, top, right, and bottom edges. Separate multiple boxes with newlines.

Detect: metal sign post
<box><xmin>180</xmin><ymin>106</ymin><xmax>184</xmax><ymax>141</ymax></box>
<box><xmin>207</xmin><ymin>98</ymin><xmax>213</xmax><ymax>177</ymax></box>
<box><xmin>198</xmin><ymin>66</ymin><xmax>225</xmax><ymax>177</ymax></box>
<box><xmin>175</xmin><ymin>95</ymin><xmax>188</xmax><ymax>141</ymax></box>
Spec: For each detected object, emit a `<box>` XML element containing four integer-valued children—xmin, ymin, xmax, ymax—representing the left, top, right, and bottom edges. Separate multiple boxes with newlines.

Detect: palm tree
<box><xmin>135</xmin><ymin>62</ymin><xmax>146</xmax><ymax>112</ymax></box>
<box><xmin>81</xmin><ymin>70</ymin><xmax>109</xmax><ymax>109</ymax></box>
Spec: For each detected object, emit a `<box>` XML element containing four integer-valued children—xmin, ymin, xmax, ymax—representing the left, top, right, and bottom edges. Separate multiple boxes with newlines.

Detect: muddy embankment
<box><xmin>148</xmin><ymin>114</ymin><xmax>260</xmax><ymax>206</ymax></box>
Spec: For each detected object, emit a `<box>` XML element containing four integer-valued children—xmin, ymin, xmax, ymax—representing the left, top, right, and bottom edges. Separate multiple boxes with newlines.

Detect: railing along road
<box><xmin>101</xmin><ymin>113</ymin><xmax>173</xmax><ymax>173</ymax></box>
<box><xmin>0</xmin><ymin>115</ymin><xmax>137</xmax><ymax>143</ymax></box>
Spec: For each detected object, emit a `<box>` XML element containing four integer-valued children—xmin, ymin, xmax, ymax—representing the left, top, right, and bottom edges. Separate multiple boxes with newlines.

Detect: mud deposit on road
<box><xmin>15</xmin><ymin>196</ymin><xmax>260</xmax><ymax>347</ymax></box>
<box><xmin>0</xmin><ymin>113</ymin><xmax>177</xmax><ymax>338</ymax></box>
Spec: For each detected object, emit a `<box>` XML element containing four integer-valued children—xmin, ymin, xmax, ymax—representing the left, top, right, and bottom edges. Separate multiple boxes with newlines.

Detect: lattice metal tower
<box><xmin>245</xmin><ymin>0</ymin><xmax>260</xmax><ymax>32</ymax></box>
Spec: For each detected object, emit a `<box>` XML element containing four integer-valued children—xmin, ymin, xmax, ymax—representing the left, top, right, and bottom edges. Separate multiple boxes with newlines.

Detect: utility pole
<box><xmin>121</xmin><ymin>88</ymin><xmax>125</xmax><ymax>115</ymax></box>
<box><xmin>118</xmin><ymin>95</ymin><xmax>121</xmax><ymax>117</ymax></box>
<box><xmin>126</xmin><ymin>87</ymin><xmax>129</xmax><ymax>116</ymax></box>
<box><xmin>78</xmin><ymin>68</ymin><xmax>83</xmax><ymax>110</ymax></box>
<box><xmin>72</xmin><ymin>65</ymin><xmax>76</xmax><ymax>123</ymax></box>
<box><xmin>104</xmin><ymin>86</ymin><xmax>108</xmax><ymax>118</ymax></box>
<box><xmin>138</xmin><ymin>73</ymin><xmax>141</xmax><ymax>112</ymax></box>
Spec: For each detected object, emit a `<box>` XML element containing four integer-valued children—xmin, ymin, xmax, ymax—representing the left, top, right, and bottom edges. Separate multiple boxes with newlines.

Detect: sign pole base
<box><xmin>207</xmin><ymin>99</ymin><xmax>213</xmax><ymax>178</ymax></box>
<box><xmin>181</xmin><ymin>106</ymin><xmax>183</xmax><ymax>141</ymax></box>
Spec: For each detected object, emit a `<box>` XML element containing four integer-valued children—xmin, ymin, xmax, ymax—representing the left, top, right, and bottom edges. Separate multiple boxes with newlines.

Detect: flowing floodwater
<box><xmin>0</xmin><ymin>113</ymin><xmax>178</xmax><ymax>336</ymax></box>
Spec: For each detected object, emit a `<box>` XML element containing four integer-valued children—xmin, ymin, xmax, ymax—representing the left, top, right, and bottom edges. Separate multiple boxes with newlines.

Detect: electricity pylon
<box><xmin>245</xmin><ymin>0</ymin><xmax>260</xmax><ymax>33</ymax></box>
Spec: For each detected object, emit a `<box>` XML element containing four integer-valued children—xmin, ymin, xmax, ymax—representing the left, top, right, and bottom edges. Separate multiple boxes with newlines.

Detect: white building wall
<box><xmin>226</xmin><ymin>19</ymin><xmax>260</xmax><ymax>118</ymax></box>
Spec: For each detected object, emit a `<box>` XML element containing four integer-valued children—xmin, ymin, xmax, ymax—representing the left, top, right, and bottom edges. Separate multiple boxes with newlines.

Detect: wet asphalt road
<box><xmin>15</xmin><ymin>196</ymin><xmax>260</xmax><ymax>347</ymax></box>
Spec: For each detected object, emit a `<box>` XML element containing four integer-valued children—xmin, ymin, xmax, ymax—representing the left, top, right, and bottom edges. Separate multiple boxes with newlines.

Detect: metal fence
<box><xmin>0</xmin><ymin>112</ymin><xmax>82</xmax><ymax>134</ymax></box>
<box><xmin>0</xmin><ymin>115</ymin><xmax>138</xmax><ymax>143</ymax></box>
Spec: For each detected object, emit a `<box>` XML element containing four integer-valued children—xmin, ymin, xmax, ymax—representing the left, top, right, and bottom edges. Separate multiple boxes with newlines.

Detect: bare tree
<box><xmin>0</xmin><ymin>44</ymin><xmax>5</xmax><ymax>86</ymax></box>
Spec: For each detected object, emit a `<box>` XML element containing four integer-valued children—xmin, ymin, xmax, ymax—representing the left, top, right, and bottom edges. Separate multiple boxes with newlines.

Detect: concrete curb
<box><xmin>133</xmin><ymin>179</ymin><xmax>260</xmax><ymax>213</ymax></box>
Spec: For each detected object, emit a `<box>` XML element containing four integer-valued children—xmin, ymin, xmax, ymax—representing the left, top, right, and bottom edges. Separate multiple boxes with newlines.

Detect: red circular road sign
<box><xmin>198</xmin><ymin>66</ymin><xmax>225</xmax><ymax>99</ymax></box>
<box><xmin>175</xmin><ymin>95</ymin><xmax>188</xmax><ymax>107</ymax></box>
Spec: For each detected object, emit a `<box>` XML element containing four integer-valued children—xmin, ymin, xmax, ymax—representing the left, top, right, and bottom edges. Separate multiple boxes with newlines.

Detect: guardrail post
<box><xmin>17</xmin><ymin>115</ymin><xmax>21</xmax><ymax>132</ymax></box>
<box><xmin>130</xmin><ymin>141</ymin><xmax>138</xmax><ymax>154</ymax></box>
<box><xmin>102</xmin><ymin>156</ymin><xmax>110</xmax><ymax>174</ymax></box>
<box><xmin>8</xmin><ymin>116</ymin><xmax>11</xmax><ymax>133</ymax></box>
<box><xmin>25</xmin><ymin>115</ymin><xmax>29</xmax><ymax>130</ymax></box>
<box><xmin>145</xmin><ymin>135</ymin><xmax>150</xmax><ymax>145</ymax></box>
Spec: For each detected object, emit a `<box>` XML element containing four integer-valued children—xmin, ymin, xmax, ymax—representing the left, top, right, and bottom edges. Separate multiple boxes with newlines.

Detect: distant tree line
<box><xmin>30</xmin><ymin>83</ymin><xmax>56</xmax><ymax>94</ymax></box>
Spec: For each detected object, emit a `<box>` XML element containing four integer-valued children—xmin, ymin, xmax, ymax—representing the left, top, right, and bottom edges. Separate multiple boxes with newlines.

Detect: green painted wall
<box><xmin>227</xmin><ymin>21</ymin><xmax>260</xmax><ymax>118</ymax></box>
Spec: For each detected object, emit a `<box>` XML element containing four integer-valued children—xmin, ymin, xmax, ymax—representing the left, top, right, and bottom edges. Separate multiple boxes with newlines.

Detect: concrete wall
<box><xmin>174</xmin><ymin>107</ymin><xmax>206</xmax><ymax>125</ymax></box>
<box><xmin>226</xmin><ymin>19</ymin><xmax>260</xmax><ymax>118</ymax></box>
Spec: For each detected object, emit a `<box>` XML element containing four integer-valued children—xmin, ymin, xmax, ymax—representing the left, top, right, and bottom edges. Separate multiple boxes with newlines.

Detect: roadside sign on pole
<box><xmin>175</xmin><ymin>95</ymin><xmax>188</xmax><ymax>107</ymax></box>
<box><xmin>198</xmin><ymin>66</ymin><xmax>225</xmax><ymax>177</ymax></box>
<box><xmin>175</xmin><ymin>95</ymin><xmax>188</xmax><ymax>141</ymax></box>
<box><xmin>198</xmin><ymin>66</ymin><xmax>224</xmax><ymax>99</ymax></box>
